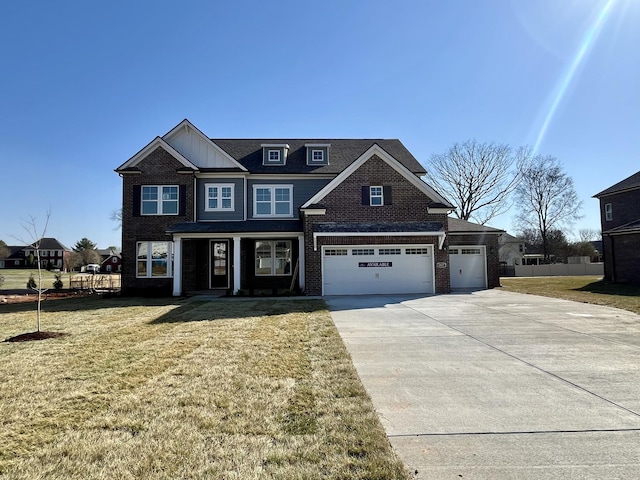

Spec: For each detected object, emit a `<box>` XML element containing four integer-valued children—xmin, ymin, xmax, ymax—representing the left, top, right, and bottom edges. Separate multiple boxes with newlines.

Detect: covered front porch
<box><xmin>167</xmin><ymin>221</ymin><xmax>304</xmax><ymax>296</ymax></box>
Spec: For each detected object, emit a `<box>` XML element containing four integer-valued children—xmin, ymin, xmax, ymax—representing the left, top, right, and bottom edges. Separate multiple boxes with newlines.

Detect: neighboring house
<box><xmin>447</xmin><ymin>218</ymin><xmax>503</xmax><ymax>290</ymax></box>
<box><xmin>0</xmin><ymin>245</ymin><xmax>28</xmax><ymax>269</ymax></box>
<box><xmin>98</xmin><ymin>248</ymin><xmax>122</xmax><ymax>273</ymax></box>
<box><xmin>498</xmin><ymin>232</ymin><xmax>526</xmax><ymax>266</ymax></box>
<box><xmin>593</xmin><ymin>171</ymin><xmax>640</xmax><ymax>283</ymax></box>
<box><xmin>116</xmin><ymin>119</ymin><xmax>500</xmax><ymax>296</ymax></box>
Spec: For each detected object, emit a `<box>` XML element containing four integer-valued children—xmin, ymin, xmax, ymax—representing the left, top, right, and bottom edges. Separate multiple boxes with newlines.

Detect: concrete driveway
<box><xmin>326</xmin><ymin>290</ymin><xmax>640</xmax><ymax>479</ymax></box>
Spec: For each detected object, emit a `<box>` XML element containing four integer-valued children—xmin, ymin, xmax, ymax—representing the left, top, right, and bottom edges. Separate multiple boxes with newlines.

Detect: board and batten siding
<box><xmin>165</xmin><ymin>129</ymin><xmax>236</xmax><ymax>169</ymax></box>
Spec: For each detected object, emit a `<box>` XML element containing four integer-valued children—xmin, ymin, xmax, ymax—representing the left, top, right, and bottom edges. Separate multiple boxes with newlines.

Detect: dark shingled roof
<box><xmin>313</xmin><ymin>221</ymin><xmax>444</xmax><ymax>233</ymax></box>
<box><xmin>211</xmin><ymin>139</ymin><xmax>426</xmax><ymax>175</ymax></box>
<box><xmin>448</xmin><ymin>217</ymin><xmax>504</xmax><ymax>234</ymax></box>
<box><xmin>167</xmin><ymin>220</ymin><xmax>303</xmax><ymax>234</ymax></box>
<box><xmin>604</xmin><ymin>218</ymin><xmax>640</xmax><ymax>235</ymax></box>
<box><xmin>594</xmin><ymin>171</ymin><xmax>640</xmax><ymax>198</ymax></box>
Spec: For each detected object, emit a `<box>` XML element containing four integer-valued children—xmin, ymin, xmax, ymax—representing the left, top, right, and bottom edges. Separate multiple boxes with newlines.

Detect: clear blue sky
<box><xmin>1</xmin><ymin>0</ymin><xmax>638</xmax><ymax>249</ymax></box>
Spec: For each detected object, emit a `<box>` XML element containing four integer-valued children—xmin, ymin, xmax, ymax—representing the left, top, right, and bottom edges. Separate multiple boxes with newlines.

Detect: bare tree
<box><xmin>514</xmin><ymin>156</ymin><xmax>582</xmax><ymax>261</ymax></box>
<box><xmin>425</xmin><ymin>140</ymin><xmax>533</xmax><ymax>225</ymax></box>
<box><xmin>110</xmin><ymin>208</ymin><xmax>122</xmax><ymax>230</ymax></box>
<box><xmin>578</xmin><ymin>228</ymin><xmax>600</xmax><ymax>242</ymax></box>
<box><xmin>11</xmin><ymin>210</ymin><xmax>51</xmax><ymax>332</ymax></box>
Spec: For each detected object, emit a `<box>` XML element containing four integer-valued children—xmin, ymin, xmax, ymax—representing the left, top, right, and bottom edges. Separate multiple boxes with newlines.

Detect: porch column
<box><xmin>233</xmin><ymin>236</ymin><xmax>241</xmax><ymax>293</ymax></box>
<box><xmin>298</xmin><ymin>235</ymin><xmax>305</xmax><ymax>292</ymax></box>
<box><xmin>173</xmin><ymin>237</ymin><xmax>182</xmax><ymax>297</ymax></box>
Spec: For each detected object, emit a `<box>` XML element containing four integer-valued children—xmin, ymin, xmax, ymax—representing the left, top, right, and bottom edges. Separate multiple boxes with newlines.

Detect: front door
<box><xmin>210</xmin><ymin>240</ymin><xmax>229</xmax><ymax>289</ymax></box>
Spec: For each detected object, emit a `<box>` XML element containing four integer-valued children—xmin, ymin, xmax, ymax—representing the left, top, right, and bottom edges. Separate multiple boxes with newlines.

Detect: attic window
<box><xmin>261</xmin><ymin>144</ymin><xmax>289</xmax><ymax>166</ymax></box>
<box><xmin>305</xmin><ymin>143</ymin><xmax>330</xmax><ymax>165</ymax></box>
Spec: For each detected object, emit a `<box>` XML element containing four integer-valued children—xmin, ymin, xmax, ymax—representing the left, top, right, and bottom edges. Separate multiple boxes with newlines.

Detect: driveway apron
<box><xmin>326</xmin><ymin>290</ymin><xmax>640</xmax><ymax>479</ymax></box>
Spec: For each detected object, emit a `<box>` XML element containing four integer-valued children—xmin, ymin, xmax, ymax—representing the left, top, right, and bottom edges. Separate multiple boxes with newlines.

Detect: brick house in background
<box><xmin>0</xmin><ymin>238</ymin><xmax>70</xmax><ymax>270</ymax></box>
<box><xmin>594</xmin><ymin>170</ymin><xmax>640</xmax><ymax>283</ymax></box>
<box><xmin>116</xmin><ymin>119</ymin><xmax>501</xmax><ymax>296</ymax></box>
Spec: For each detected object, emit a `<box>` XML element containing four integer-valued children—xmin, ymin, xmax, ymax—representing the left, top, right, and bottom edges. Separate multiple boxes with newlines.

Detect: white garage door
<box><xmin>322</xmin><ymin>245</ymin><xmax>434</xmax><ymax>295</ymax></box>
<box><xmin>449</xmin><ymin>246</ymin><xmax>487</xmax><ymax>290</ymax></box>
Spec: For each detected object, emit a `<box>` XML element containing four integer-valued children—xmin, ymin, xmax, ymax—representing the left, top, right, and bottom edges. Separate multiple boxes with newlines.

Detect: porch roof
<box><xmin>166</xmin><ymin>220</ymin><xmax>303</xmax><ymax>234</ymax></box>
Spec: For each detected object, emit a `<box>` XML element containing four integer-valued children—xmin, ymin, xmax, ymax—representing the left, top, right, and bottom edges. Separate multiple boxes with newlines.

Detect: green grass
<box><xmin>0</xmin><ymin>269</ymin><xmax>71</xmax><ymax>290</ymax></box>
<box><xmin>0</xmin><ymin>296</ymin><xmax>409</xmax><ymax>479</ymax></box>
<box><xmin>500</xmin><ymin>276</ymin><xmax>640</xmax><ymax>315</ymax></box>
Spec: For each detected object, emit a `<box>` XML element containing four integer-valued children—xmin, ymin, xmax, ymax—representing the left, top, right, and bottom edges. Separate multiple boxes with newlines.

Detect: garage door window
<box><xmin>352</xmin><ymin>249</ymin><xmax>374</xmax><ymax>256</ymax></box>
<box><xmin>461</xmin><ymin>248</ymin><xmax>482</xmax><ymax>255</ymax></box>
<box><xmin>379</xmin><ymin>248</ymin><xmax>401</xmax><ymax>255</ymax></box>
<box><xmin>406</xmin><ymin>248</ymin><xmax>430</xmax><ymax>254</ymax></box>
<box><xmin>325</xmin><ymin>249</ymin><xmax>348</xmax><ymax>256</ymax></box>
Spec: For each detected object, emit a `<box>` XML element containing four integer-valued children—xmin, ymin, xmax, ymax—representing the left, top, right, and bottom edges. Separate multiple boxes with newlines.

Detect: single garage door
<box><xmin>322</xmin><ymin>244</ymin><xmax>434</xmax><ymax>295</ymax></box>
<box><xmin>449</xmin><ymin>246</ymin><xmax>487</xmax><ymax>290</ymax></box>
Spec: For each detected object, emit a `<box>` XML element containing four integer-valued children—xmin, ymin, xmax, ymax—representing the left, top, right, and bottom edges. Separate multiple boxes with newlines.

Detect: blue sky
<box><xmin>1</xmin><ymin>0</ymin><xmax>638</xmax><ymax>249</ymax></box>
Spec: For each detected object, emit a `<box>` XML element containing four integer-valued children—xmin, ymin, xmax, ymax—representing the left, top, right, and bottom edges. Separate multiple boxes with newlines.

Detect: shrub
<box><xmin>0</xmin><ymin>274</ymin><xmax>4</xmax><ymax>288</ymax></box>
<box><xmin>53</xmin><ymin>273</ymin><xmax>63</xmax><ymax>290</ymax></box>
<box><xmin>27</xmin><ymin>274</ymin><xmax>37</xmax><ymax>289</ymax></box>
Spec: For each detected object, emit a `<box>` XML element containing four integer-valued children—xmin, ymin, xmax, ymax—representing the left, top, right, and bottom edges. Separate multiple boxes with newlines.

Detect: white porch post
<box><xmin>173</xmin><ymin>237</ymin><xmax>182</xmax><ymax>297</ymax></box>
<box><xmin>233</xmin><ymin>236</ymin><xmax>241</xmax><ymax>293</ymax></box>
<box><xmin>298</xmin><ymin>235</ymin><xmax>305</xmax><ymax>292</ymax></box>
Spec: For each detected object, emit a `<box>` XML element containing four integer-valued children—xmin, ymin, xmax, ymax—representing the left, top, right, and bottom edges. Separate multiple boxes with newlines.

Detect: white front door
<box><xmin>322</xmin><ymin>244</ymin><xmax>434</xmax><ymax>295</ymax></box>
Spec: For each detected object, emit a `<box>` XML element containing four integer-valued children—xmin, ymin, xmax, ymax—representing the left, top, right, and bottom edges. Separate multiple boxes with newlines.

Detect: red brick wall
<box><xmin>303</xmin><ymin>155</ymin><xmax>451</xmax><ymax>295</ymax></box>
<box><xmin>120</xmin><ymin>146</ymin><xmax>195</xmax><ymax>295</ymax></box>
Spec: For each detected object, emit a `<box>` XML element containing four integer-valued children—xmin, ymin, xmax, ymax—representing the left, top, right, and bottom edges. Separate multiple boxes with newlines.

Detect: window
<box><xmin>142</xmin><ymin>186</ymin><xmax>179</xmax><ymax>215</ymax></box>
<box><xmin>268</xmin><ymin>150</ymin><xmax>280</xmax><ymax>162</ymax></box>
<box><xmin>369</xmin><ymin>186</ymin><xmax>383</xmax><ymax>206</ymax></box>
<box><xmin>325</xmin><ymin>249</ymin><xmax>348</xmax><ymax>256</ymax></box>
<box><xmin>253</xmin><ymin>185</ymin><xmax>293</xmax><ymax>217</ymax></box>
<box><xmin>137</xmin><ymin>241</ymin><xmax>173</xmax><ymax>278</ymax></box>
<box><xmin>352</xmin><ymin>249</ymin><xmax>374</xmax><ymax>256</ymax></box>
<box><xmin>206</xmin><ymin>184</ymin><xmax>234</xmax><ymax>211</ymax></box>
<box><xmin>255</xmin><ymin>240</ymin><xmax>292</xmax><ymax>276</ymax></box>
<box><xmin>379</xmin><ymin>248</ymin><xmax>401</xmax><ymax>255</ymax></box>
<box><xmin>312</xmin><ymin>150</ymin><xmax>324</xmax><ymax>162</ymax></box>
<box><xmin>461</xmin><ymin>248</ymin><xmax>482</xmax><ymax>255</ymax></box>
<box><xmin>605</xmin><ymin>203</ymin><xmax>613</xmax><ymax>221</ymax></box>
<box><xmin>406</xmin><ymin>248</ymin><xmax>430</xmax><ymax>255</ymax></box>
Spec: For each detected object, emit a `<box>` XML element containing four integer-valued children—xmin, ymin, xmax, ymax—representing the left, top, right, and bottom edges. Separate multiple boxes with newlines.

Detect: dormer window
<box><xmin>305</xmin><ymin>143</ymin><xmax>330</xmax><ymax>165</ymax></box>
<box><xmin>261</xmin><ymin>144</ymin><xmax>289</xmax><ymax>166</ymax></box>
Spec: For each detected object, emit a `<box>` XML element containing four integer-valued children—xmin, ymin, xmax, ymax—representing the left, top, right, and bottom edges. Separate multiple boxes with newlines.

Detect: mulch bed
<box><xmin>4</xmin><ymin>331</ymin><xmax>69</xmax><ymax>342</ymax></box>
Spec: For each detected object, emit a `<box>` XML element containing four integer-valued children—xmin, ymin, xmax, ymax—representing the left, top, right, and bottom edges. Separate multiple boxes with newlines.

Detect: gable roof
<box><xmin>301</xmin><ymin>144</ymin><xmax>452</xmax><ymax>209</ymax></box>
<box><xmin>212</xmin><ymin>138</ymin><xmax>426</xmax><ymax>175</ymax></box>
<box><xmin>115</xmin><ymin>136</ymin><xmax>198</xmax><ymax>172</ymax></box>
<box><xmin>26</xmin><ymin>238</ymin><xmax>70</xmax><ymax>250</ymax></box>
<box><xmin>448</xmin><ymin>217</ymin><xmax>504</xmax><ymax>235</ymax></box>
<box><xmin>594</xmin><ymin>170</ymin><xmax>640</xmax><ymax>198</ymax></box>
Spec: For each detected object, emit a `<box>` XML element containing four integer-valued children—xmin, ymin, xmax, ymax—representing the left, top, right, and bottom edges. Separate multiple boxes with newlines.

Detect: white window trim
<box><xmin>141</xmin><ymin>185</ymin><xmax>179</xmax><ymax>216</ymax></box>
<box><xmin>311</xmin><ymin>150</ymin><xmax>324</xmax><ymax>162</ymax></box>
<box><xmin>253</xmin><ymin>184</ymin><xmax>294</xmax><ymax>218</ymax></box>
<box><xmin>267</xmin><ymin>150</ymin><xmax>281</xmax><ymax>162</ymax></box>
<box><xmin>205</xmin><ymin>183</ymin><xmax>235</xmax><ymax>212</ymax></box>
<box><xmin>370</xmin><ymin>186</ymin><xmax>383</xmax><ymax>206</ymax></box>
<box><xmin>255</xmin><ymin>240</ymin><xmax>292</xmax><ymax>276</ymax></box>
<box><xmin>136</xmin><ymin>241</ymin><xmax>173</xmax><ymax>278</ymax></box>
<box><xmin>605</xmin><ymin>203</ymin><xmax>613</xmax><ymax>221</ymax></box>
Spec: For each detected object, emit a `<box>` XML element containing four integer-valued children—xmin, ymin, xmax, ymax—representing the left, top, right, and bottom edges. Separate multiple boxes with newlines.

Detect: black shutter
<box><xmin>133</xmin><ymin>185</ymin><xmax>141</xmax><ymax>217</ymax></box>
<box><xmin>179</xmin><ymin>185</ymin><xmax>187</xmax><ymax>216</ymax></box>
<box><xmin>383</xmin><ymin>186</ymin><xmax>393</xmax><ymax>206</ymax></box>
<box><xmin>361</xmin><ymin>186</ymin><xmax>370</xmax><ymax>205</ymax></box>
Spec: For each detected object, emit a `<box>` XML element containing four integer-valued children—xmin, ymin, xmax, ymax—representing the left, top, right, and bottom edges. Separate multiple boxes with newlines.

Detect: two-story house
<box><xmin>594</xmin><ymin>170</ymin><xmax>640</xmax><ymax>283</ymax></box>
<box><xmin>116</xmin><ymin>119</ymin><xmax>500</xmax><ymax>296</ymax></box>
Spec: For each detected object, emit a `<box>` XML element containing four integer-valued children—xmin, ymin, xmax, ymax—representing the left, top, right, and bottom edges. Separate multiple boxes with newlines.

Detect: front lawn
<box><xmin>0</xmin><ymin>269</ymin><xmax>71</xmax><ymax>290</ymax></box>
<box><xmin>0</xmin><ymin>296</ymin><xmax>409</xmax><ymax>479</ymax></box>
<box><xmin>500</xmin><ymin>276</ymin><xmax>640</xmax><ymax>315</ymax></box>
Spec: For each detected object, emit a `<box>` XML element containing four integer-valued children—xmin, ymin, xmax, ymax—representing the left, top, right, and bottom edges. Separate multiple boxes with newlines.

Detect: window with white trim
<box><xmin>369</xmin><ymin>186</ymin><xmax>383</xmax><ymax>206</ymax></box>
<box><xmin>406</xmin><ymin>248</ymin><xmax>430</xmax><ymax>255</ymax></box>
<box><xmin>379</xmin><ymin>248</ymin><xmax>401</xmax><ymax>255</ymax></box>
<box><xmin>605</xmin><ymin>203</ymin><xmax>613</xmax><ymax>221</ymax></box>
<box><xmin>253</xmin><ymin>185</ymin><xmax>293</xmax><ymax>217</ymax></box>
<box><xmin>461</xmin><ymin>248</ymin><xmax>482</xmax><ymax>255</ymax></box>
<box><xmin>142</xmin><ymin>186</ymin><xmax>179</xmax><ymax>215</ymax></box>
<box><xmin>324</xmin><ymin>249</ymin><xmax>348</xmax><ymax>256</ymax></box>
<box><xmin>312</xmin><ymin>150</ymin><xmax>324</xmax><ymax>162</ymax></box>
<box><xmin>352</xmin><ymin>249</ymin><xmax>375</xmax><ymax>256</ymax></box>
<box><xmin>268</xmin><ymin>150</ymin><xmax>280</xmax><ymax>162</ymax></box>
<box><xmin>137</xmin><ymin>241</ymin><xmax>173</xmax><ymax>278</ymax></box>
<box><xmin>255</xmin><ymin>240</ymin><xmax>292</xmax><ymax>275</ymax></box>
<box><xmin>205</xmin><ymin>183</ymin><xmax>234</xmax><ymax>211</ymax></box>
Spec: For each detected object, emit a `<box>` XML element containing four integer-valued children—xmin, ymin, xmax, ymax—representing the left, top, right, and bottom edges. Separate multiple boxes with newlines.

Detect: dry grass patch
<box><xmin>500</xmin><ymin>276</ymin><xmax>640</xmax><ymax>315</ymax></box>
<box><xmin>0</xmin><ymin>296</ymin><xmax>409</xmax><ymax>479</ymax></box>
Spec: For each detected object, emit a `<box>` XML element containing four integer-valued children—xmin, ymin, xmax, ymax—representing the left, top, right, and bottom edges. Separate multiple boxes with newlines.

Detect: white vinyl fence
<box><xmin>514</xmin><ymin>263</ymin><xmax>604</xmax><ymax>277</ymax></box>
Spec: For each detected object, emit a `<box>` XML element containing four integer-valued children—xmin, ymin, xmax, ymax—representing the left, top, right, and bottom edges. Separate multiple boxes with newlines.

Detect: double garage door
<box><xmin>322</xmin><ymin>244</ymin><xmax>434</xmax><ymax>295</ymax></box>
